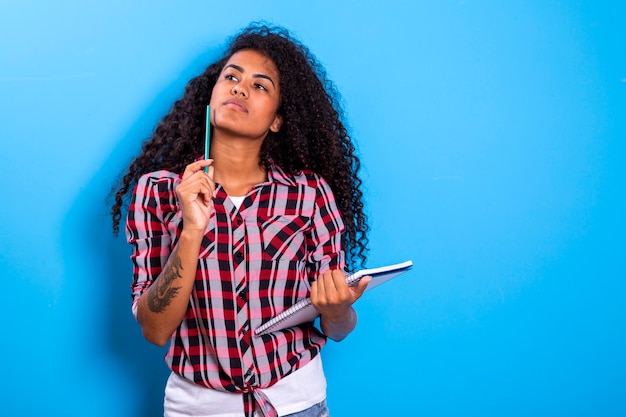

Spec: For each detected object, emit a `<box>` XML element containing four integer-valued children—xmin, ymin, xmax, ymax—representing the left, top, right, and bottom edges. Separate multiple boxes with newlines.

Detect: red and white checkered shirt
<box><xmin>126</xmin><ymin>163</ymin><xmax>345</xmax><ymax>416</ymax></box>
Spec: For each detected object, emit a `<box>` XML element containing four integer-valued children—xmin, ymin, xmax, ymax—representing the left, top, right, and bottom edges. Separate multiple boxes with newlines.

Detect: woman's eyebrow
<box><xmin>224</xmin><ymin>64</ymin><xmax>276</xmax><ymax>87</ymax></box>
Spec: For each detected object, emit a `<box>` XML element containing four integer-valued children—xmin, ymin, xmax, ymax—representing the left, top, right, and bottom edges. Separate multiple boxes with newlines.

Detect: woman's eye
<box><xmin>225</xmin><ymin>74</ymin><xmax>238</xmax><ymax>81</ymax></box>
<box><xmin>254</xmin><ymin>83</ymin><xmax>268</xmax><ymax>91</ymax></box>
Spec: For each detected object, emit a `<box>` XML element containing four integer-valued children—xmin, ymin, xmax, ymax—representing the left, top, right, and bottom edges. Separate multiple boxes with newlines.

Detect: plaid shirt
<box><xmin>126</xmin><ymin>163</ymin><xmax>345</xmax><ymax>416</ymax></box>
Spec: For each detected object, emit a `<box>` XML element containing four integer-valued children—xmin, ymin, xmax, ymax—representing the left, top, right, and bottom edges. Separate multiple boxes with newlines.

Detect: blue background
<box><xmin>1</xmin><ymin>1</ymin><xmax>624</xmax><ymax>416</ymax></box>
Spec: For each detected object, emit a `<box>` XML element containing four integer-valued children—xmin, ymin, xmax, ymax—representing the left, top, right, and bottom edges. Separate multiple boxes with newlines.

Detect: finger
<box><xmin>330</xmin><ymin>270</ymin><xmax>350</xmax><ymax>297</ymax></box>
<box><xmin>202</xmin><ymin>171</ymin><xmax>216</xmax><ymax>204</ymax></box>
<box><xmin>310</xmin><ymin>279</ymin><xmax>318</xmax><ymax>300</ymax></box>
<box><xmin>315</xmin><ymin>272</ymin><xmax>329</xmax><ymax>303</ymax></box>
<box><xmin>182</xmin><ymin>159</ymin><xmax>214</xmax><ymax>179</ymax></box>
<box><xmin>208</xmin><ymin>164</ymin><xmax>217</xmax><ymax>198</ymax></box>
<box><xmin>178</xmin><ymin>170</ymin><xmax>213</xmax><ymax>193</ymax></box>
<box><xmin>352</xmin><ymin>276</ymin><xmax>371</xmax><ymax>298</ymax></box>
<box><xmin>319</xmin><ymin>270</ymin><xmax>345</xmax><ymax>305</ymax></box>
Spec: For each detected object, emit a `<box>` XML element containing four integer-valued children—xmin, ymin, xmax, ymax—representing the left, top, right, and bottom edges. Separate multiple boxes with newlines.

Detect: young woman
<box><xmin>111</xmin><ymin>23</ymin><xmax>369</xmax><ymax>417</ymax></box>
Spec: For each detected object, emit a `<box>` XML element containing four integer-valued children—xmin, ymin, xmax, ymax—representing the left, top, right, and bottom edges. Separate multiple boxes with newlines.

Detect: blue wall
<box><xmin>1</xmin><ymin>1</ymin><xmax>624</xmax><ymax>416</ymax></box>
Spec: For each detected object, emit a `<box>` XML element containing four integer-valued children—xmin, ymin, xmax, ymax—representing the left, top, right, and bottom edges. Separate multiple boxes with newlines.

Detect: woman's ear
<box><xmin>270</xmin><ymin>114</ymin><xmax>283</xmax><ymax>133</ymax></box>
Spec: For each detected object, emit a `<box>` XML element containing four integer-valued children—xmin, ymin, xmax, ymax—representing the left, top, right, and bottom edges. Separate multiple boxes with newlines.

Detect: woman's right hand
<box><xmin>175</xmin><ymin>159</ymin><xmax>215</xmax><ymax>233</ymax></box>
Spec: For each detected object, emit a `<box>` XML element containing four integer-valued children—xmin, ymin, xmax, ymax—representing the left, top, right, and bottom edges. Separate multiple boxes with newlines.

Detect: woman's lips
<box><xmin>224</xmin><ymin>98</ymin><xmax>247</xmax><ymax>112</ymax></box>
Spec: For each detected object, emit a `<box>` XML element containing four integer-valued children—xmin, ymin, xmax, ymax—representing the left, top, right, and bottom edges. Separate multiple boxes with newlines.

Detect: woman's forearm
<box><xmin>136</xmin><ymin>231</ymin><xmax>203</xmax><ymax>346</ymax></box>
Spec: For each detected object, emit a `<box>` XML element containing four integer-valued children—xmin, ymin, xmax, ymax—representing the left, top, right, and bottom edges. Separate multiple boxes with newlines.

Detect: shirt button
<box><xmin>235</xmin><ymin>252</ymin><xmax>244</xmax><ymax>262</ymax></box>
<box><xmin>234</xmin><ymin>218</ymin><xmax>242</xmax><ymax>226</ymax></box>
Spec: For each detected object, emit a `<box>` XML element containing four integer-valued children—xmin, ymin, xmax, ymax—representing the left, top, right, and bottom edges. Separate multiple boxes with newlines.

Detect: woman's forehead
<box><xmin>223</xmin><ymin>49</ymin><xmax>279</xmax><ymax>77</ymax></box>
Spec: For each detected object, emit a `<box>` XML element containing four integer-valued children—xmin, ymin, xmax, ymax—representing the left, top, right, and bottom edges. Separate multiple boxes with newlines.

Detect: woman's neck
<box><xmin>210</xmin><ymin>135</ymin><xmax>267</xmax><ymax>196</ymax></box>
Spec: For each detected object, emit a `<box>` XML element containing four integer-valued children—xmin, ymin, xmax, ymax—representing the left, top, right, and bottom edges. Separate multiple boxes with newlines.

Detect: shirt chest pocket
<box><xmin>257</xmin><ymin>213</ymin><xmax>311</xmax><ymax>261</ymax></box>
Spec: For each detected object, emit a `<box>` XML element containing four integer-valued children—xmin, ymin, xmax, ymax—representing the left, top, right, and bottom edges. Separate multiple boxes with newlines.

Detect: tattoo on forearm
<box><xmin>147</xmin><ymin>248</ymin><xmax>184</xmax><ymax>313</ymax></box>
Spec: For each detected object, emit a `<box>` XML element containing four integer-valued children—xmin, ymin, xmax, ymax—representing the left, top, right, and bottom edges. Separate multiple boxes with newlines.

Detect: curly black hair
<box><xmin>111</xmin><ymin>23</ymin><xmax>368</xmax><ymax>270</ymax></box>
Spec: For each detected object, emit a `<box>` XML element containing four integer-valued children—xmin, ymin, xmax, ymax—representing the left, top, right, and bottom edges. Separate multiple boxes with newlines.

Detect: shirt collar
<box><xmin>266</xmin><ymin>161</ymin><xmax>300</xmax><ymax>187</ymax></box>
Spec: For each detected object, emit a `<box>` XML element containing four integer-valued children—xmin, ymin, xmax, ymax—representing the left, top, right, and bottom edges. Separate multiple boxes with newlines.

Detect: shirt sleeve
<box><xmin>305</xmin><ymin>175</ymin><xmax>346</xmax><ymax>281</ymax></box>
<box><xmin>125</xmin><ymin>172</ymin><xmax>175</xmax><ymax>318</ymax></box>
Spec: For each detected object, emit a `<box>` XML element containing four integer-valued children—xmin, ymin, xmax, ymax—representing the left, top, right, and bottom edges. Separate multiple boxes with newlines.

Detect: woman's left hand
<box><xmin>311</xmin><ymin>270</ymin><xmax>371</xmax><ymax>340</ymax></box>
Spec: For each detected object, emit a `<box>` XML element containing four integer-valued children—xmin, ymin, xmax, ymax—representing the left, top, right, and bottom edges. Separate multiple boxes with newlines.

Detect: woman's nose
<box><xmin>231</xmin><ymin>85</ymin><xmax>247</xmax><ymax>97</ymax></box>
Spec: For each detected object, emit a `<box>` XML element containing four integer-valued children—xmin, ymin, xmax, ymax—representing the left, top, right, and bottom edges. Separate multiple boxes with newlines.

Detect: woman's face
<box><xmin>210</xmin><ymin>49</ymin><xmax>282</xmax><ymax>141</ymax></box>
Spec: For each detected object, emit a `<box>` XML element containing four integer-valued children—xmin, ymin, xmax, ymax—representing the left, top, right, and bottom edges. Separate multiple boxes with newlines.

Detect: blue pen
<box><xmin>204</xmin><ymin>105</ymin><xmax>211</xmax><ymax>173</ymax></box>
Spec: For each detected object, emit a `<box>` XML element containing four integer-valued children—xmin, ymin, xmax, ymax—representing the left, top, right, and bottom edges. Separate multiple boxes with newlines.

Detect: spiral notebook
<box><xmin>254</xmin><ymin>260</ymin><xmax>413</xmax><ymax>336</ymax></box>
